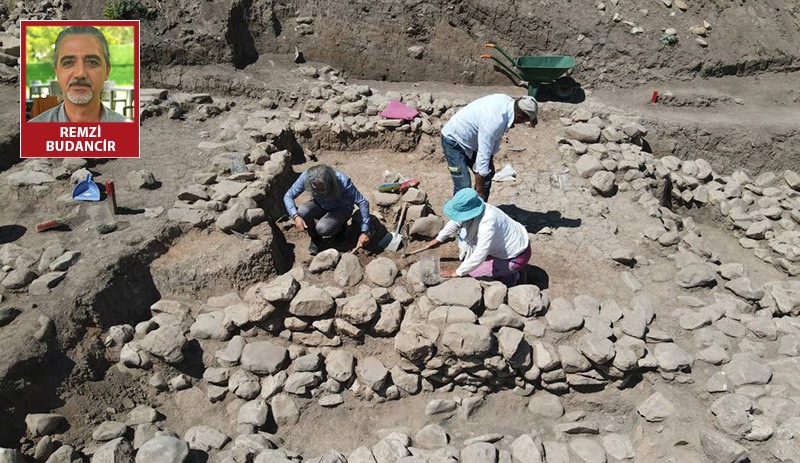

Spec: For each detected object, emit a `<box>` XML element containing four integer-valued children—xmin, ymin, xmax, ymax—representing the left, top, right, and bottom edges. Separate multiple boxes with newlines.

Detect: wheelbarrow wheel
<box><xmin>554</xmin><ymin>77</ymin><xmax>575</xmax><ymax>100</ymax></box>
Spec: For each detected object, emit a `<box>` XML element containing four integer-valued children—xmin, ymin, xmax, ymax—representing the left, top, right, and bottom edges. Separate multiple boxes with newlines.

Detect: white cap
<box><xmin>517</xmin><ymin>96</ymin><xmax>539</xmax><ymax>121</ymax></box>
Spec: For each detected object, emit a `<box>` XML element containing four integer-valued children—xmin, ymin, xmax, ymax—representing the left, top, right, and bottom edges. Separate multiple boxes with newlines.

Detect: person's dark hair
<box><xmin>305</xmin><ymin>165</ymin><xmax>341</xmax><ymax>199</ymax></box>
<box><xmin>53</xmin><ymin>26</ymin><xmax>111</xmax><ymax>68</ymax></box>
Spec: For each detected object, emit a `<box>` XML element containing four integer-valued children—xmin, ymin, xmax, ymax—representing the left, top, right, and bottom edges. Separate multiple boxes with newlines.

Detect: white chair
<box><xmin>29</xmin><ymin>80</ymin><xmax>43</xmax><ymax>98</ymax></box>
<box><xmin>103</xmin><ymin>80</ymin><xmax>127</xmax><ymax>113</ymax></box>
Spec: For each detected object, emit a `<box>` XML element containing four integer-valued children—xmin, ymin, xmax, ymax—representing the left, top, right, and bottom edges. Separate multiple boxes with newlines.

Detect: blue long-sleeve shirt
<box><xmin>283</xmin><ymin>170</ymin><xmax>371</xmax><ymax>233</ymax></box>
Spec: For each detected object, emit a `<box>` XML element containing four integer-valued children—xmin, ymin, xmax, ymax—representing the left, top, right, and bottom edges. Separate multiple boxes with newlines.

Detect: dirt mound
<box><xmin>67</xmin><ymin>0</ymin><xmax>800</xmax><ymax>89</ymax></box>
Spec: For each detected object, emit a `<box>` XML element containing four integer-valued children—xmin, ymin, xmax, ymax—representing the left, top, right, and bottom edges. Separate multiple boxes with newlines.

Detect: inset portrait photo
<box><xmin>20</xmin><ymin>20</ymin><xmax>140</xmax><ymax>158</ymax></box>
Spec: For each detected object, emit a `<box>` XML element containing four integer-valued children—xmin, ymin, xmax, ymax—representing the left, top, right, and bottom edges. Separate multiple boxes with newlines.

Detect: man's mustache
<box><xmin>68</xmin><ymin>78</ymin><xmax>92</xmax><ymax>87</ymax></box>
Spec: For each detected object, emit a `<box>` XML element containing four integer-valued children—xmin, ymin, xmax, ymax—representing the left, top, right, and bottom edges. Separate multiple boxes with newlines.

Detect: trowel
<box><xmin>377</xmin><ymin>203</ymin><xmax>407</xmax><ymax>252</ymax></box>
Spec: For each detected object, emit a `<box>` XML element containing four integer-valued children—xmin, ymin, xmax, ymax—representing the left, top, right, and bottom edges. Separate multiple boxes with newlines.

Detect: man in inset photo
<box><xmin>30</xmin><ymin>26</ymin><xmax>130</xmax><ymax>122</ymax></box>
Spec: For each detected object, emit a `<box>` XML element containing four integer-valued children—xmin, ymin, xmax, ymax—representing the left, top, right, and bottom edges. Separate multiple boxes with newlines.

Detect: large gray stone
<box><xmin>699</xmin><ymin>430</ymin><xmax>748</xmax><ymax>463</ymax></box>
<box><xmin>394</xmin><ymin>324</ymin><xmax>439</xmax><ymax>361</ymax></box>
<box><xmin>228</xmin><ymin>370</ymin><xmax>261</xmax><ymax>399</ymax></box>
<box><xmin>348</xmin><ymin>447</ymin><xmax>378</xmax><ymax>463</ymax></box>
<box><xmin>507</xmin><ymin>285</ymin><xmax>548</xmax><ymax>317</ymax></box>
<box><xmin>1</xmin><ymin>269</ymin><xmax>36</xmax><ymax>289</ymax></box>
<box><xmin>527</xmin><ymin>392</ymin><xmax>564</xmax><ymax>418</ymax></box>
<box><xmin>545</xmin><ymin>298</ymin><xmax>584</xmax><ymax>332</ymax></box>
<box><xmin>216</xmin><ymin>203</ymin><xmax>248</xmax><ymax>231</ymax></box>
<box><xmin>366</xmin><ymin>257</ymin><xmax>399</xmax><ymax>287</ymax></box>
<box><xmin>189</xmin><ymin>311</ymin><xmax>230</xmax><ymax>340</ymax></box>
<box><xmin>135</xmin><ymin>436</ymin><xmax>189</xmax><ymax>463</ymax></box>
<box><xmin>590</xmin><ymin>171</ymin><xmax>616</xmax><ymax>197</ymax></box>
<box><xmin>373</xmin><ymin>301</ymin><xmax>404</xmax><ymax>336</ymax></box>
<box><xmin>271</xmin><ymin>394</ymin><xmax>300</xmax><ymax>427</ymax></box>
<box><xmin>637</xmin><ymin>392</ymin><xmax>674</xmax><ymax>422</ymax></box>
<box><xmin>427</xmin><ymin>278</ymin><xmax>483</xmax><ymax>311</ymax></box>
<box><xmin>410</xmin><ymin>216</ymin><xmax>445</xmax><ymax>239</ymax></box>
<box><xmin>126</xmin><ymin>406</ymin><xmax>158</xmax><ymax>426</ymax></box>
<box><xmin>460</xmin><ymin>442</ymin><xmax>497</xmax><ymax>463</ymax></box>
<box><xmin>140</xmin><ymin>325</ymin><xmax>187</xmax><ymax>365</ymax></box>
<box><xmin>340</xmin><ymin>292</ymin><xmax>379</xmax><ymax>325</ymax></box>
<box><xmin>710</xmin><ymin>394</ymin><xmax>755</xmax><ymax>438</ymax></box>
<box><xmin>325</xmin><ymin>350</ymin><xmax>355</xmax><ymax>383</ymax></box>
<box><xmin>43</xmin><ymin>445</ymin><xmax>81</xmax><ymax>462</ymax></box>
<box><xmin>237</xmin><ymin>399</ymin><xmax>269</xmax><ymax>426</ymax></box>
<box><xmin>510</xmin><ymin>434</ymin><xmax>544</xmax><ymax>463</ymax></box>
<box><xmin>578</xmin><ymin>333</ymin><xmax>615</xmax><ymax>364</ymax></box>
<box><xmin>601</xmin><ymin>434</ymin><xmax>634</xmax><ymax>461</ymax></box>
<box><xmin>310</xmin><ymin>249</ymin><xmax>341</xmax><ymax>274</ymax></box>
<box><xmin>565</xmin><ymin>123</ymin><xmax>602</xmax><ymax>143</ymax></box>
<box><xmin>260</xmin><ymin>274</ymin><xmax>300</xmax><ymax>302</ymax></box>
<box><xmin>568</xmin><ymin>437</ymin><xmax>606</xmax><ymax>463</ymax></box>
<box><xmin>28</xmin><ymin>272</ymin><xmax>65</xmax><ymax>295</ymax></box>
<box><xmin>25</xmin><ymin>414</ymin><xmax>65</xmax><ymax>436</ymax></box>
<box><xmin>724</xmin><ymin>278</ymin><xmax>764</xmax><ymax>301</ymax></box>
<box><xmin>575</xmin><ymin>155</ymin><xmax>603</xmax><ymax>179</ymax></box>
<box><xmin>359</xmin><ymin>356</ymin><xmax>389</xmax><ymax>391</ymax></box>
<box><xmin>7</xmin><ymin>171</ymin><xmax>56</xmax><ymax>187</ymax></box>
<box><xmin>91</xmin><ymin>437</ymin><xmax>134</xmax><ymax>463</ymax></box>
<box><xmin>429</xmin><ymin>306</ymin><xmax>478</xmax><ymax>327</ymax></box>
<box><xmin>289</xmin><ymin>286</ymin><xmax>334</xmax><ymax>317</ymax></box>
<box><xmin>92</xmin><ymin>421</ymin><xmax>128</xmax><ymax>441</ymax></box>
<box><xmin>496</xmin><ymin>326</ymin><xmax>530</xmax><ymax>367</ymax></box>
<box><xmin>653</xmin><ymin>342</ymin><xmax>693</xmax><ymax>371</ymax></box>
<box><xmin>241</xmin><ymin>341</ymin><xmax>289</xmax><ymax>375</ymax></box>
<box><xmin>334</xmin><ymin>253</ymin><xmax>364</xmax><ymax>287</ymax></box>
<box><xmin>722</xmin><ymin>356</ymin><xmax>772</xmax><ymax>386</ymax></box>
<box><xmin>442</xmin><ymin>323</ymin><xmax>494</xmax><ymax>357</ymax></box>
<box><xmin>675</xmin><ymin>264</ymin><xmax>718</xmax><ymax>288</ymax></box>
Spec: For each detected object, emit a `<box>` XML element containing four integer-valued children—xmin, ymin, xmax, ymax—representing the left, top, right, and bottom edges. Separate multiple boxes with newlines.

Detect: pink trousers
<box><xmin>468</xmin><ymin>245</ymin><xmax>531</xmax><ymax>279</ymax></box>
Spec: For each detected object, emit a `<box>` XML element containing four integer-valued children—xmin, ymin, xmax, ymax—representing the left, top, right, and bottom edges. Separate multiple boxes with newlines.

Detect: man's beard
<box><xmin>66</xmin><ymin>78</ymin><xmax>94</xmax><ymax>105</ymax></box>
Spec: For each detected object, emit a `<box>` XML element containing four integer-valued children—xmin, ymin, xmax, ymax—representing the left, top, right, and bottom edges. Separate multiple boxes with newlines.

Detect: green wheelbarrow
<box><xmin>481</xmin><ymin>43</ymin><xmax>576</xmax><ymax>99</ymax></box>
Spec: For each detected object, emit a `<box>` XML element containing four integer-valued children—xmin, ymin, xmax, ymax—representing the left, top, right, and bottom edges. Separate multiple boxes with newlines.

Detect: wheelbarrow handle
<box><xmin>482</xmin><ymin>53</ymin><xmax>526</xmax><ymax>84</ymax></box>
<box><xmin>488</xmin><ymin>43</ymin><xmax>517</xmax><ymax>66</ymax></box>
<box><xmin>484</xmin><ymin>43</ymin><xmax>496</xmax><ymax>48</ymax></box>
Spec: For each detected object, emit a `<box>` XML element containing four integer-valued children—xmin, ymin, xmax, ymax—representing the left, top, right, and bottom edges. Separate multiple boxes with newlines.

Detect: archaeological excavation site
<box><xmin>1</xmin><ymin>0</ymin><xmax>800</xmax><ymax>462</ymax></box>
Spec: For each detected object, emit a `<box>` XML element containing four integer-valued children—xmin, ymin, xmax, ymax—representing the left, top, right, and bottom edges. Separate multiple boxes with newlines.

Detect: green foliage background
<box><xmin>25</xmin><ymin>26</ymin><xmax>135</xmax><ymax>90</ymax></box>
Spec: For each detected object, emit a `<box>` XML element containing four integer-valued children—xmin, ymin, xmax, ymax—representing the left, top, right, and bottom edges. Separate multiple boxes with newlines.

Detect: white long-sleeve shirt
<box><xmin>436</xmin><ymin>203</ymin><xmax>530</xmax><ymax>277</ymax></box>
<box><xmin>441</xmin><ymin>94</ymin><xmax>515</xmax><ymax>177</ymax></box>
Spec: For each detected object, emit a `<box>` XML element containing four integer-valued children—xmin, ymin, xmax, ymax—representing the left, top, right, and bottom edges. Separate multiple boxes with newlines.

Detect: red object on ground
<box><xmin>36</xmin><ymin>219</ymin><xmax>65</xmax><ymax>232</ymax></box>
<box><xmin>105</xmin><ymin>180</ymin><xmax>117</xmax><ymax>213</ymax></box>
<box><xmin>650</xmin><ymin>91</ymin><xmax>659</xmax><ymax>104</ymax></box>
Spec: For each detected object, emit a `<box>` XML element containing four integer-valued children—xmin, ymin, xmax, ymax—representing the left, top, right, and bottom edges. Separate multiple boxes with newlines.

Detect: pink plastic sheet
<box><xmin>380</xmin><ymin>100</ymin><xmax>420</xmax><ymax>121</ymax></box>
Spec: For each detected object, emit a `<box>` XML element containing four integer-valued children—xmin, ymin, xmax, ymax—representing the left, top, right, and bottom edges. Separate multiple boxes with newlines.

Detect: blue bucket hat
<box><xmin>443</xmin><ymin>188</ymin><xmax>486</xmax><ymax>222</ymax></box>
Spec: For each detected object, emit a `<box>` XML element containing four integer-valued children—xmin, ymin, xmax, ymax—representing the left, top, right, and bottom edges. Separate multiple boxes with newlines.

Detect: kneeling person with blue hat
<box><xmin>424</xmin><ymin>188</ymin><xmax>531</xmax><ymax>283</ymax></box>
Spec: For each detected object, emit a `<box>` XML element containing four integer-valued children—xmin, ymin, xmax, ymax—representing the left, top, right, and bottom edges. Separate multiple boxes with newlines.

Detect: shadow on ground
<box><xmin>497</xmin><ymin>205</ymin><xmax>581</xmax><ymax>234</ymax></box>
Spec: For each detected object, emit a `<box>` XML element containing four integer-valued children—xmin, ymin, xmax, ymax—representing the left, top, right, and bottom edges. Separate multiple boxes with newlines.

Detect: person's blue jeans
<box><xmin>441</xmin><ymin>135</ymin><xmax>493</xmax><ymax>200</ymax></box>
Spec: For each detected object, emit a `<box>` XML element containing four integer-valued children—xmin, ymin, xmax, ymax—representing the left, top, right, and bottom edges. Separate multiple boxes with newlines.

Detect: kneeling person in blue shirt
<box><xmin>283</xmin><ymin>164</ymin><xmax>372</xmax><ymax>255</ymax></box>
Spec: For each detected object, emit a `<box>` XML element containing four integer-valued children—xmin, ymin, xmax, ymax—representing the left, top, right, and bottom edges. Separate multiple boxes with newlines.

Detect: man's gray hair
<box><xmin>53</xmin><ymin>26</ymin><xmax>111</xmax><ymax>68</ymax></box>
<box><xmin>305</xmin><ymin>164</ymin><xmax>341</xmax><ymax>199</ymax></box>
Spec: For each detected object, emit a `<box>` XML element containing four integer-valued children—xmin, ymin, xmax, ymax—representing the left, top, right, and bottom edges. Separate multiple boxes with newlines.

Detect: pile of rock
<box><xmin>14</xmin><ymin>402</ymin><xmax>647</xmax><ymax>463</ymax></box>
<box><xmin>0</xmin><ymin>241</ymin><xmax>80</xmax><ymax>296</ymax></box>
<box><xmin>170</xmin><ymin>139</ymin><xmax>292</xmax><ymax>230</ymax></box>
<box><xmin>110</xmin><ymin>244</ymin><xmax>702</xmax><ymax>415</ymax></box>
<box><xmin>558</xmin><ymin>108</ymin><xmax>800</xmax><ymax>278</ymax></box>
<box><xmin>557</xmin><ymin>108</ymin><xmax>650</xmax><ymax>199</ymax></box>
<box><xmin>139</xmin><ymin>91</ymin><xmax>231</xmax><ymax>123</ymax></box>
<box><xmin>372</xmin><ymin>176</ymin><xmax>446</xmax><ymax>241</ymax></box>
<box><xmin>292</xmin><ymin>65</ymin><xmax>465</xmax><ymax>139</ymax></box>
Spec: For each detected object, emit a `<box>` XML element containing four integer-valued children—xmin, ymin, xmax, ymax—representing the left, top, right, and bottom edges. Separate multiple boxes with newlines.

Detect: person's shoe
<box><xmin>308</xmin><ymin>239</ymin><xmax>321</xmax><ymax>256</ymax></box>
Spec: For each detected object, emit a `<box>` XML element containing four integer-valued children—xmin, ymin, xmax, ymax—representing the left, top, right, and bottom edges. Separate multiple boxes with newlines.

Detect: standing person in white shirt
<box><xmin>440</xmin><ymin>94</ymin><xmax>538</xmax><ymax>201</ymax></box>
<box><xmin>422</xmin><ymin>188</ymin><xmax>531</xmax><ymax>284</ymax></box>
